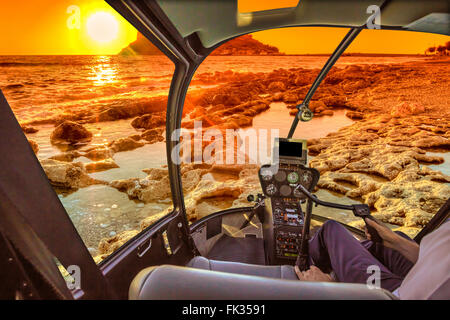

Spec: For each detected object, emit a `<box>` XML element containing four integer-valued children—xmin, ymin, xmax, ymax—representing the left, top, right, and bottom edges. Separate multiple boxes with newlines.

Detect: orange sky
<box><xmin>252</xmin><ymin>28</ymin><xmax>450</xmax><ymax>55</ymax></box>
<box><xmin>0</xmin><ymin>0</ymin><xmax>137</xmax><ymax>55</ymax></box>
<box><xmin>0</xmin><ymin>0</ymin><xmax>448</xmax><ymax>55</ymax></box>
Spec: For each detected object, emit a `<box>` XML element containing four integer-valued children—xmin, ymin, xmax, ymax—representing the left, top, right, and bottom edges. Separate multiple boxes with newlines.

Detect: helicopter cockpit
<box><xmin>127</xmin><ymin>136</ymin><xmax>393</xmax><ymax>300</ymax></box>
<box><xmin>0</xmin><ymin>0</ymin><xmax>449</xmax><ymax>301</ymax></box>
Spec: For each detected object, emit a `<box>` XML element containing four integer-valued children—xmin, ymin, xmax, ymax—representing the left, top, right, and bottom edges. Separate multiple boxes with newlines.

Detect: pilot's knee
<box><xmin>322</xmin><ymin>220</ymin><xmax>344</xmax><ymax>233</ymax></box>
<box><xmin>323</xmin><ymin>220</ymin><xmax>340</xmax><ymax>228</ymax></box>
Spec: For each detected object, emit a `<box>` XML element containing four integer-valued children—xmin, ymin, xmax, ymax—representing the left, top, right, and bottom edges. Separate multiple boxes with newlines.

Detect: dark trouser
<box><xmin>308</xmin><ymin>220</ymin><xmax>414</xmax><ymax>292</ymax></box>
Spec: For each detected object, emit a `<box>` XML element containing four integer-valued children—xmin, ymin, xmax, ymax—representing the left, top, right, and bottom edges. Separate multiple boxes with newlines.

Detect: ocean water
<box><xmin>0</xmin><ymin>55</ymin><xmax>174</xmax><ymax>124</ymax></box>
<box><xmin>0</xmin><ymin>54</ymin><xmax>428</xmax><ymax>124</ymax></box>
<box><xmin>199</xmin><ymin>55</ymin><xmax>426</xmax><ymax>74</ymax></box>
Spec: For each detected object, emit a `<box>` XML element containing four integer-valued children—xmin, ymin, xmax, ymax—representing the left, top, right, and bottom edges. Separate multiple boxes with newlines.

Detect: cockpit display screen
<box><xmin>279</xmin><ymin>140</ymin><xmax>303</xmax><ymax>158</ymax></box>
<box><xmin>275</xmin><ymin>138</ymin><xmax>307</xmax><ymax>165</ymax></box>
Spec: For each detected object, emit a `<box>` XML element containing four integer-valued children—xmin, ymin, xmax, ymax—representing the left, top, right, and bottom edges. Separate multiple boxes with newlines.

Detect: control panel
<box><xmin>272</xmin><ymin>198</ymin><xmax>304</xmax><ymax>226</ymax></box>
<box><xmin>272</xmin><ymin>197</ymin><xmax>304</xmax><ymax>259</ymax></box>
<box><xmin>258</xmin><ymin>138</ymin><xmax>320</xmax><ymax>263</ymax></box>
<box><xmin>275</xmin><ymin>229</ymin><xmax>302</xmax><ymax>259</ymax></box>
<box><xmin>259</xmin><ymin>163</ymin><xmax>319</xmax><ymax>261</ymax></box>
<box><xmin>259</xmin><ymin>164</ymin><xmax>319</xmax><ymax>200</ymax></box>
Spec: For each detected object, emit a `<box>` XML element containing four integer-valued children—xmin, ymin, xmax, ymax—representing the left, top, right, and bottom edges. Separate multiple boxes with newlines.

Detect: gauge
<box><xmin>266</xmin><ymin>184</ymin><xmax>277</xmax><ymax>196</ymax></box>
<box><xmin>274</xmin><ymin>208</ymin><xmax>282</xmax><ymax>216</ymax></box>
<box><xmin>261</xmin><ymin>168</ymin><xmax>273</xmax><ymax>181</ymax></box>
<box><xmin>275</xmin><ymin>170</ymin><xmax>286</xmax><ymax>182</ymax></box>
<box><xmin>287</xmin><ymin>171</ymin><xmax>299</xmax><ymax>184</ymax></box>
<box><xmin>301</xmin><ymin>171</ymin><xmax>312</xmax><ymax>184</ymax></box>
<box><xmin>280</xmin><ymin>185</ymin><xmax>292</xmax><ymax>197</ymax></box>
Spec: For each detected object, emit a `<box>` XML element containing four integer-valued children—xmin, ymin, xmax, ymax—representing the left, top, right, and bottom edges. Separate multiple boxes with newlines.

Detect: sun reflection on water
<box><xmin>89</xmin><ymin>56</ymin><xmax>117</xmax><ymax>86</ymax></box>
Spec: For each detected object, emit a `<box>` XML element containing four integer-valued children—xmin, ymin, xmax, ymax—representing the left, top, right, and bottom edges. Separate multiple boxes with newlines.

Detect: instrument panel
<box><xmin>259</xmin><ymin>163</ymin><xmax>320</xmax><ymax>261</ymax></box>
<box><xmin>258</xmin><ymin>164</ymin><xmax>319</xmax><ymax>199</ymax></box>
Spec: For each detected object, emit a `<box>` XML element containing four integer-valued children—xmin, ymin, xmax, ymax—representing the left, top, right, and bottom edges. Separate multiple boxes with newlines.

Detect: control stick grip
<box><xmin>364</xmin><ymin>216</ymin><xmax>382</xmax><ymax>243</ymax></box>
<box><xmin>295</xmin><ymin>253</ymin><xmax>309</xmax><ymax>272</ymax></box>
<box><xmin>352</xmin><ymin>204</ymin><xmax>382</xmax><ymax>243</ymax></box>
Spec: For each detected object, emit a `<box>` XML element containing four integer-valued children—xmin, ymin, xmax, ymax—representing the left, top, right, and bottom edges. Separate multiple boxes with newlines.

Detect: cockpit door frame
<box><xmin>0</xmin><ymin>90</ymin><xmax>116</xmax><ymax>299</ymax></box>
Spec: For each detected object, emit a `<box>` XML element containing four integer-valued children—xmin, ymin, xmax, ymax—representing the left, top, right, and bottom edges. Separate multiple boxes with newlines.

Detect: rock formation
<box><xmin>22</xmin><ymin>125</ymin><xmax>39</xmax><ymax>134</ymax></box>
<box><xmin>119</xmin><ymin>33</ymin><xmax>284</xmax><ymax>56</ymax></box>
<box><xmin>210</xmin><ymin>34</ymin><xmax>284</xmax><ymax>56</ymax></box>
<box><xmin>119</xmin><ymin>32</ymin><xmax>162</xmax><ymax>56</ymax></box>
<box><xmin>40</xmin><ymin>159</ymin><xmax>105</xmax><ymax>189</ymax></box>
<box><xmin>308</xmin><ymin>114</ymin><xmax>450</xmax><ymax>235</ymax></box>
<box><xmin>108</xmin><ymin>137</ymin><xmax>145</xmax><ymax>153</ymax></box>
<box><xmin>85</xmin><ymin>159</ymin><xmax>119</xmax><ymax>173</ymax></box>
<box><xmin>50</xmin><ymin>121</ymin><xmax>92</xmax><ymax>145</ymax></box>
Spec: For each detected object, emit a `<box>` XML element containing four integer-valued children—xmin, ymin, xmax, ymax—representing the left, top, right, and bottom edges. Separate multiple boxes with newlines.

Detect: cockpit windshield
<box><xmin>1</xmin><ymin>17</ymin><xmax>448</xmax><ymax>264</ymax></box>
<box><xmin>181</xmin><ymin>26</ymin><xmax>450</xmax><ymax>240</ymax></box>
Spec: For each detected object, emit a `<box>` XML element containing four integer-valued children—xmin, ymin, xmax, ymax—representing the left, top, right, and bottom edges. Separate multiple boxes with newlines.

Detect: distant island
<box><xmin>119</xmin><ymin>33</ymin><xmax>284</xmax><ymax>56</ymax></box>
<box><xmin>211</xmin><ymin>34</ymin><xmax>284</xmax><ymax>56</ymax></box>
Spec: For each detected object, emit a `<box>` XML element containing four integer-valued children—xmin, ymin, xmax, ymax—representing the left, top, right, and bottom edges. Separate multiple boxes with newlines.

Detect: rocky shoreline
<box><xmin>23</xmin><ymin>56</ymin><xmax>450</xmax><ymax>260</ymax></box>
<box><xmin>308</xmin><ymin>115</ymin><xmax>450</xmax><ymax>236</ymax></box>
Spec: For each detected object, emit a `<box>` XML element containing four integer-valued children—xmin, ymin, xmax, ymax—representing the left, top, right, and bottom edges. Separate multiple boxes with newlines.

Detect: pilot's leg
<box><xmin>308</xmin><ymin>220</ymin><xmax>403</xmax><ymax>291</ymax></box>
<box><xmin>361</xmin><ymin>231</ymin><xmax>414</xmax><ymax>278</ymax></box>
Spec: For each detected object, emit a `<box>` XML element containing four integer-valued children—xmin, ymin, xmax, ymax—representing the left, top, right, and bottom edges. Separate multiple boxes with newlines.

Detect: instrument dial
<box><xmin>275</xmin><ymin>170</ymin><xmax>286</xmax><ymax>182</ymax></box>
<box><xmin>266</xmin><ymin>184</ymin><xmax>277</xmax><ymax>196</ymax></box>
<box><xmin>287</xmin><ymin>171</ymin><xmax>299</xmax><ymax>184</ymax></box>
<box><xmin>261</xmin><ymin>168</ymin><xmax>273</xmax><ymax>181</ymax></box>
<box><xmin>280</xmin><ymin>185</ymin><xmax>292</xmax><ymax>197</ymax></box>
<box><xmin>301</xmin><ymin>171</ymin><xmax>312</xmax><ymax>184</ymax></box>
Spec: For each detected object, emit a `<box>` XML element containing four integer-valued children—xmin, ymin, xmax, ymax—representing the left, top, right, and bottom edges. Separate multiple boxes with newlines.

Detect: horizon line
<box><xmin>0</xmin><ymin>52</ymin><xmax>434</xmax><ymax>56</ymax></box>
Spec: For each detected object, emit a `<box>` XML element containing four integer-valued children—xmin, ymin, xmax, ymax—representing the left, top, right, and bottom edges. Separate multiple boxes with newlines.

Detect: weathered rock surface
<box><xmin>83</xmin><ymin>146</ymin><xmax>113</xmax><ymax>161</ymax></box>
<box><xmin>131</xmin><ymin>113</ymin><xmax>166</xmax><ymax>130</ymax></box>
<box><xmin>365</xmin><ymin>174</ymin><xmax>450</xmax><ymax>227</ymax></box>
<box><xmin>108</xmin><ymin>137</ymin><xmax>145</xmax><ymax>152</ymax></box>
<box><xmin>141</xmin><ymin>128</ymin><xmax>165</xmax><ymax>143</ymax></box>
<box><xmin>97</xmin><ymin>230</ymin><xmax>139</xmax><ymax>256</ymax></box>
<box><xmin>182</xmin><ymin>97</ymin><xmax>270</xmax><ymax>130</ymax></box>
<box><xmin>40</xmin><ymin>159</ymin><xmax>105</xmax><ymax>189</ymax></box>
<box><xmin>49</xmin><ymin>150</ymin><xmax>83</xmax><ymax>162</ymax></box>
<box><xmin>22</xmin><ymin>125</ymin><xmax>39</xmax><ymax>134</ymax></box>
<box><xmin>50</xmin><ymin>121</ymin><xmax>92</xmax><ymax>145</ymax></box>
<box><xmin>85</xmin><ymin>159</ymin><xmax>119</xmax><ymax>173</ymax></box>
<box><xmin>308</xmin><ymin>113</ymin><xmax>450</xmax><ymax>230</ymax></box>
<box><xmin>109</xmin><ymin>168</ymin><xmax>172</xmax><ymax>203</ymax></box>
<box><xmin>267</xmin><ymin>81</ymin><xmax>286</xmax><ymax>93</ymax></box>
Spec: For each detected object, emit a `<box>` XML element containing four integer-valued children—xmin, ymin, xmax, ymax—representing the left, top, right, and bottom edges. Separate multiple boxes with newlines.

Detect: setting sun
<box><xmin>0</xmin><ymin>0</ymin><xmax>138</xmax><ymax>55</ymax></box>
<box><xmin>0</xmin><ymin>0</ymin><xmax>448</xmax><ymax>55</ymax></box>
<box><xmin>87</xmin><ymin>12</ymin><xmax>119</xmax><ymax>43</ymax></box>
